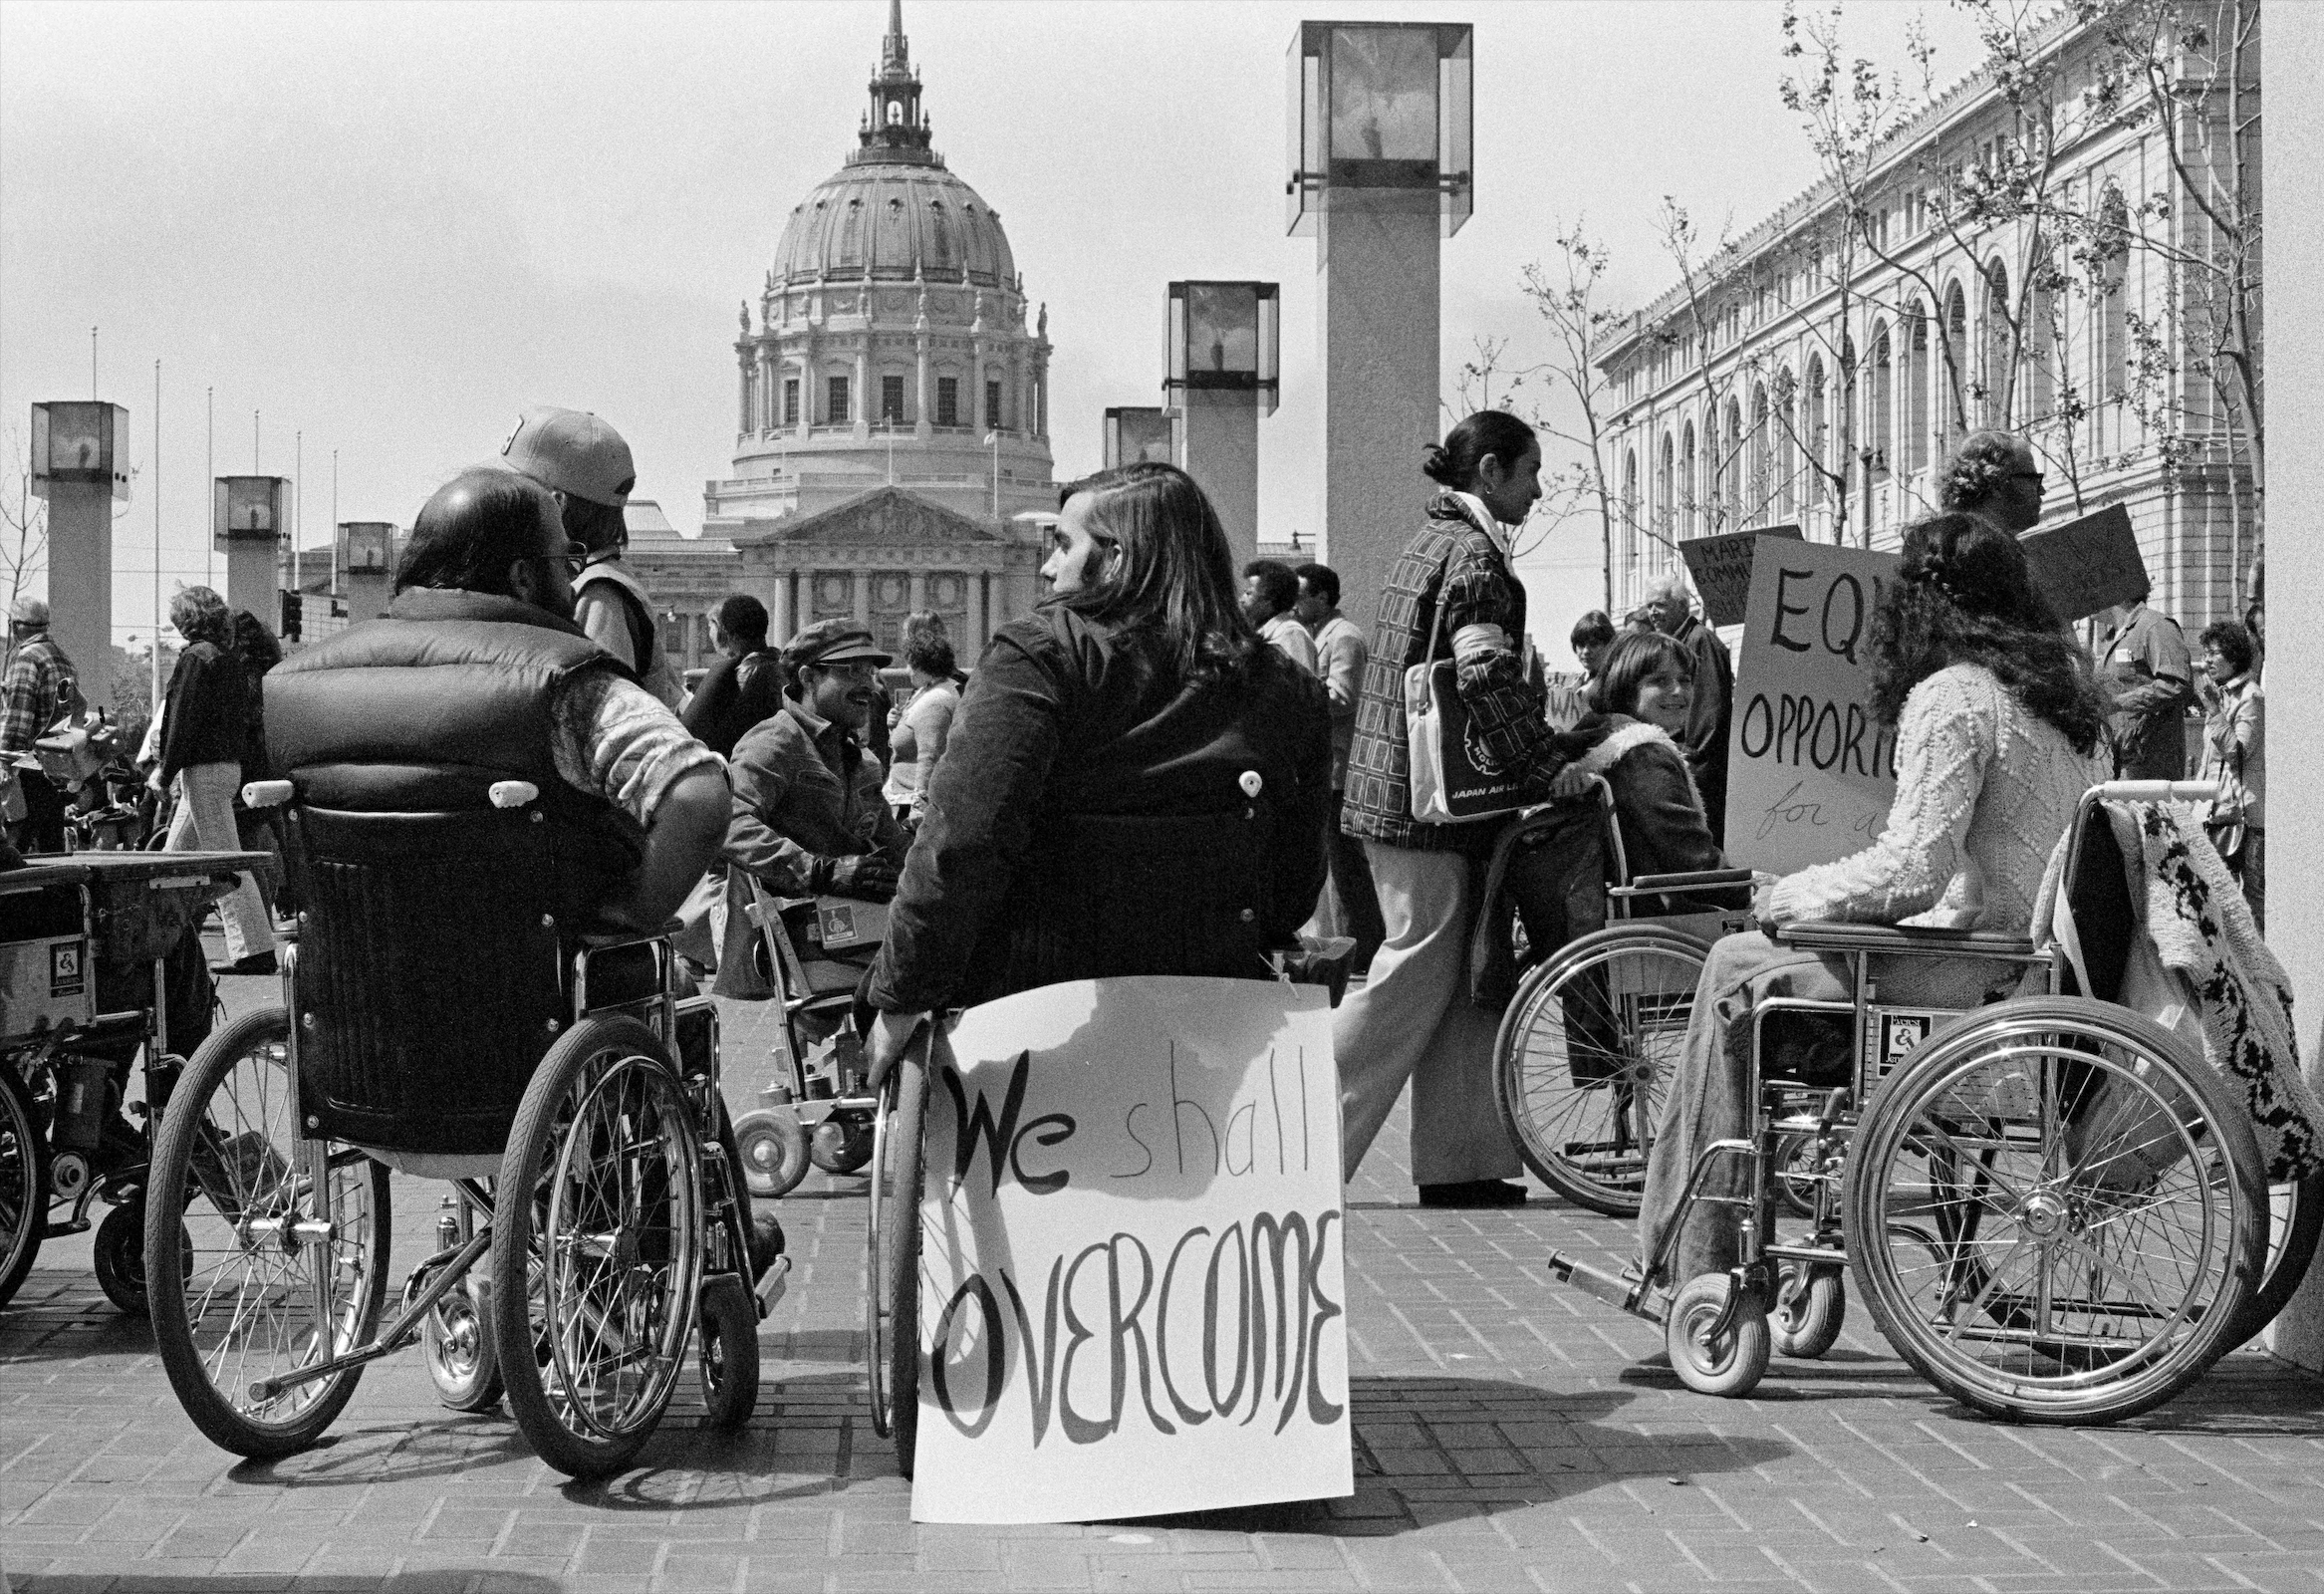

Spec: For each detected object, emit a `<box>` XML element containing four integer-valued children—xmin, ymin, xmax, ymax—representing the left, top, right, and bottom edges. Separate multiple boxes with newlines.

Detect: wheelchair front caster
<box><xmin>696</xmin><ymin>1274</ymin><xmax>761</xmax><ymax>1430</ymax></box>
<box><xmin>96</xmin><ymin>1198</ymin><xmax>185</xmax><ymax>1316</ymax></box>
<box><xmin>1666</xmin><ymin>1273</ymin><xmax>1770</xmax><ymax>1397</ymax></box>
<box><xmin>424</xmin><ymin>1272</ymin><xmax>504</xmax><ymax>1413</ymax></box>
<box><xmin>810</xmin><ymin>1110</ymin><xmax>874</xmax><ymax>1175</ymax></box>
<box><xmin>734</xmin><ymin>1108</ymin><xmax>810</xmax><ymax>1197</ymax></box>
<box><xmin>1770</xmin><ymin>1261</ymin><xmax>1845</xmax><ymax>1359</ymax></box>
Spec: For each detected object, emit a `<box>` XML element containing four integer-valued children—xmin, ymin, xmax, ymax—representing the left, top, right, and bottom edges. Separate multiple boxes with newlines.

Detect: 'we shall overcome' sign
<box><xmin>908</xmin><ymin>977</ymin><xmax>1351</xmax><ymax>1524</ymax></box>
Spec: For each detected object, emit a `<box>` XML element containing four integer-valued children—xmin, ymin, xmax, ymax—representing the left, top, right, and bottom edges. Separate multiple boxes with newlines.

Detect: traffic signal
<box><xmin>280</xmin><ymin>591</ymin><xmax>303</xmax><ymax>642</ymax></box>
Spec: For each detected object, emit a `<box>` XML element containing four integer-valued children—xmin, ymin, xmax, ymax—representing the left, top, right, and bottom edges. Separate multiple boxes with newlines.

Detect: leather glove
<box><xmin>813</xmin><ymin>854</ymin><xmax>901</xmax><ymax>902</ymax></box>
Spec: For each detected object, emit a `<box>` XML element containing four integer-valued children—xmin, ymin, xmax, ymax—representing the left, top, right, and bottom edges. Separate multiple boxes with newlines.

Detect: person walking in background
<box><xmin>2101</xmin><ymin>588</ymin><xmax>2195</xmax><ymax>779</ymax></box>
<box><xmin>1294</xmin><ymin>560</ymin><xmax>1384</xmax><ymax>973</ymax></box>
<box><xmin>1338</xmin><ymin>410</ymin><xmax>1565</xmax><ymax>1209</ymax></box>
<box><xmin>1643</xmin><ymin>571</ymin><xmax>1734</xmax><ymax>847</ymax></box>
<box><xmin>1937</xmin><ymin>429</ymin><xmax>2045</xmax><ymax>535</ymax></box>
<box><xmin>230</xmin><ymin>610</ymin><xmax>286</xmax><ymax>917</ymax></box>
<box><xmin>1242</xmin><ymin>559</ymin><xmax>1318</xmax><ymax>674</ymax></box>
<box><xmin>2</xmin><ymin>596</ymin><xmax>80</xmax><ymax>854</ymax></box>
<box><xmin>2196</xmin><ymin>619</ymin><xmax>2264</xmax><ymax>929</ymax></box>
<box><xmin>499</xmin><ymin>405</ymin><xmax>686</xmax><ymax>709</ymax></box>
<box><xmin>681</xmin><ymin>594</ymin><xmax>782</xmax><ymax>757</ymax></box>
<box><xmin>883</xmin><ymin>628</ymin><xmax>959</xmax><ymax>827</ymax></box>
<box><xmin>1571</xmin><ymin>610</ymin><xmax>1616</xmax><ymax>686</ymax></box>
<box><xmin>862</xmin><ymin>462</ymin><xmax>1331</xmax><ymax>1079</ymax></box>
<box><xmin>154</xmin><ymin>588</ymin><xmax>276</xmax><ymax>974</ymax></box>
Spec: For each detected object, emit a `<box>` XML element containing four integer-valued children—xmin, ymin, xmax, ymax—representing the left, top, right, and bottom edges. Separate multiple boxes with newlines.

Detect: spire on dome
<box><xmin>856</xmin><ymin>0</ymin><xmax>936</xmax><ymax>163</ymax></box>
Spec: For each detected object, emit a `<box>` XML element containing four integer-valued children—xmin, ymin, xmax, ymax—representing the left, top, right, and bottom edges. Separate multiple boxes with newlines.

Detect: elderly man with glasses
<box><xmin>1937</xmin><ymin>428</ymin><xmax>2047</xmax><ymax>535</ymax></box>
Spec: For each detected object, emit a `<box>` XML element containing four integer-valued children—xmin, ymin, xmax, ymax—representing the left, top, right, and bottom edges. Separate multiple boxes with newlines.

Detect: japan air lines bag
<box><xmin>1404</xmin><ymin>601</ymin><xmax>1524</xmax><ymax>824</ymax></box>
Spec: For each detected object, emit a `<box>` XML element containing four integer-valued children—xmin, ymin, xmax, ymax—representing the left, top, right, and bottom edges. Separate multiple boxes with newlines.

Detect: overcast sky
<box><xmin>0</xmin><ymin>0</ymin><xmax>1979</xmax><ymax>663</ymax></box>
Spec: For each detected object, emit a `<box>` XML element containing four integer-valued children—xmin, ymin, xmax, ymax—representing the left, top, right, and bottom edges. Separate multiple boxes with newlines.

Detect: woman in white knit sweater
<box><xmin>1639</xmin><ymin>513</ymin><xmax>2112</xmax><ymax>1288</ymax></box>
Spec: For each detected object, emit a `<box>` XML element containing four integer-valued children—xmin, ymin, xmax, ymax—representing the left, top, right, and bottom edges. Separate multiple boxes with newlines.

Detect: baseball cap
<box><xmin>499</xmin><ymin>406</ymin><xmax>636</xmax><ymax>507</ymax></box>
<box><xmin>782</xmin><ymin>620</ymin><xmax>892</xmax><ymax>673</ymax></box>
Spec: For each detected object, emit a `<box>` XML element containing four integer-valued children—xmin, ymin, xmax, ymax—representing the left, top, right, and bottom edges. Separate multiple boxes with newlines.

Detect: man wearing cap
<box><xmin>2</xmin><ymin>596</ymin><xmax>82</xmax><ymax>853</ymax></box>
<box><xmin>499</xmin><ymin>405</ymin><xmax>685</xmax><ymax>709</ymax></box>
<box><xmin>722</xmin><ymin>620</ymin><xmax>907</xmax><ymax>915</ymax></box>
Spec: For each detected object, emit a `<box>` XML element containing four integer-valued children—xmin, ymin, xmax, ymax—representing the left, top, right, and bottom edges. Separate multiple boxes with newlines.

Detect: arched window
<box><xmin>1905</xmin><ymin>303</ymin><xmax>1931</xmax><ymax>475</ymax></box>
<box><xmin>1679</xmin><ymin>421</ymin><xmax>1698</xmax><ymax>539</ymax></box>
<box><xmin>1868</xmin><ymin>322</ymin><xmax>1894</xmax><ymax>482</ymax></box>
<box><xmin>1749</xmin><ymin>383</ymin><xmax>1772</xmax><ymax>523</ymax></box>
<box><xmin>1941</xmin><ymin>282</ymin><xmax>1969</xmax><ymax>452</ymax></box>
<box><xmin>1804</xmin><ymin>354</ymin><xmax>1827</xmax><ymax>511</ymax></box>
<box><xmin>2027</xmin><ymin>256</ymin><xmax>2058</xmax><ymax>424</ymax></box>
<box><xmin>1775</xmin><ymin>368</ymin><xmax>1798</xmax><ymax>521</ymax></box>
<box><xmin>1657</xmin><ymin>431</ymin><xmax>1677</xmax><ymax>545</ymax></box>
<box><xmin>1622</xmin><ymin>450</ymin><xmax>1641</xmax><ymax>573</ymax></box>
<box><xmin>1982</xmin><ymin>259</ymin><xmax>2013</xmax><ymax>426</ymax></box>
<box><xmin>2095</xmin><ymin>185</ymin><xmax>2129</xmax><ymax>404</ymax></box>
<box><xmin>1721</xmin><ymin>398</ymin><xmax>1744</xmax><ymax>528</ymax></box>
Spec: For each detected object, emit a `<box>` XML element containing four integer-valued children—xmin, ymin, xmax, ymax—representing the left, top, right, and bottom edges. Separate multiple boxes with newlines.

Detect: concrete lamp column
<box><xmin>1289</xmin><ymin>19</ymin><xmax>1473</xmax><ymax>628</ymax></box>
<box><xmin>1165</xmin><ymin>280</ymin><xmax>1278</xmax><ymax>570</ymax></box>
<box><xmin>28</xmin><ymin>401</ymin><xmax>129</xmax><ymax>711</ymax></box>
<box><xmin>1103</xmin><ymin>406</ymin><xmax>1176</xmax><ymax>470</ymax></box>
<box><xmin>339</xmin><ymin>521</ymin><xmax>395</xmax><ymax>625</ymax></box>
<box><xmin>214</xmin><ymin>476</ymin><xmax>290</xmax><ymax>628</ymax></box>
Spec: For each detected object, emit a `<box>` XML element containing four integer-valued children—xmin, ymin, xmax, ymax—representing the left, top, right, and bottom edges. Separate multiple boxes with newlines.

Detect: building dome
<box><xmin>771</xmin><ymin>161</ymin><xmax>1017</xmax><ymax>290</ymax></box>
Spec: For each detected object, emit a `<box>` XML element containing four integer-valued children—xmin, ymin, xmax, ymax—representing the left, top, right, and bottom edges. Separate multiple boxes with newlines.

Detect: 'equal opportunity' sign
<box><xmin>909</xmin><ymin>976</ymin><xmax>1350</xmax><ymax>1524</ymax></box>
<box><xmin>1722</xmin><ymin>538</ymin><xmax>1904</xmax><ymax>876</ymax></box>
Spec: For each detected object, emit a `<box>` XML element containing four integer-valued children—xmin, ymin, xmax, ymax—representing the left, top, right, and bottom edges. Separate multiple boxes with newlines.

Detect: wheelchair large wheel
<box><xmin>2224</xmin><ymin>1169</ymin><xmax>2324</xmax><ymax>1351</ymax></box>
<box><xmin>145</xmin><ymin>1009</ymin><xmax>391</xmax><ymax>1460</ymax></box>
<box><xmin>491</xmin><ymin>1015</ymin><xmax>705</xmax><ymax>1479</ymax></box>
<box><xmin>0</xmin><ymin>1063</ymin><xmax>49</xmax><ymax>1309</ymax></box>
<box><xmin>1493</xmin><ymin>926</ymin><xmax>1708</xmax><ymax>1216</ymax></box>
<box><xmin>1848</xmin><ymin>1000</ymin><xmax>2266</xmax><ymax>1426</ymax></box>
<box><xmin>866</xmin><ymin>1052</ymin><xmax>928</xmax><ymax>1477</ymax></box>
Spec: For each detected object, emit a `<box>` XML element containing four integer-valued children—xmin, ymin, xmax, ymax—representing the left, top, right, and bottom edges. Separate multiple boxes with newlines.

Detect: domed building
<box><xmin>687</xmin><ymin>0</ymin><xmax>1057</xmax><ymax>656</ymax></box>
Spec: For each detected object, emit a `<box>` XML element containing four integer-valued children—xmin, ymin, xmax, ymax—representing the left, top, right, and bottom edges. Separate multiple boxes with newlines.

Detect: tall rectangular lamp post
<box><xmin>340</xmin><ymin>521</ymin><xmax>394</xmax><ymax>624</ymax></box>
<box><xmin>28</xmin><ymin>401</ymin><xmax>130</xmax><ymax>710</ymax></box>
<box><xmin>1103</xmin><ymin>406</ymin><xmax>1177</xmax><ymax>469</ymax></box>
<box><xmin>214</xmin><ymin>476</ymin><xmax>288</xmax><ymax>624</ymax></box>
<box><xmin>1289</xmin><ymin>20</ymin><xmax>1471</xmax><ymax>624</ymax></box>
<box><xmin>1165</xmin><ymin>281</ymin><xmax>1279</xmax><ymax>568</ymax></box>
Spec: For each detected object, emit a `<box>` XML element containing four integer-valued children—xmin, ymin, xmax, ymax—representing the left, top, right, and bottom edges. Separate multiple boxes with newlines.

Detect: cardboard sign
<box><xmin>1680</xmin><ymin>525</ymin><xmax>1805</xmax><ymax>628</ymax></box>
<box><xmin>909</xmin><ymin>976</ymin><xmax>1350</xmax><ymax>1525</ymax></box>
<box><xmin>2018</xmin><ymin>504</ymin><xmax>2147</xmax><ymax>621</ymax></box>
<box><xmin>1722</xmin><ymin>540</ymin><xmax>1903</xmax><ymax>875</ymax></box>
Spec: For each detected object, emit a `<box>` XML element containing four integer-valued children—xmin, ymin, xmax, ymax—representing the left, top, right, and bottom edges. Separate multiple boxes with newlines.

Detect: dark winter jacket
<box><xmin>158</xmin><ymin>641</ymin><xmax>249</xmax><ymax>786</ymax></box>
<box><xmin>682</xmin><ymin>650</ymin><xmax>782</xmax><ymax>758</ymax></box>
<box><xmin>867</xmin><ymin>605</ymin><xmax>1334</xmax><ymax>1014</ymax></box>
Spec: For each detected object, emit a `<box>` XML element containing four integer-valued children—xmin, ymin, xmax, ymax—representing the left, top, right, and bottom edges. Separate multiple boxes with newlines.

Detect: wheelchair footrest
<box><xmin>754</xmin><ymin>1253</ymin><xmax>791</xmax><ymax>1318</ymax></box>
<box><xmin>1545</xmin><ymin>1247</ymin><xmax>1658</xmax><ymax>1322</ymax></box>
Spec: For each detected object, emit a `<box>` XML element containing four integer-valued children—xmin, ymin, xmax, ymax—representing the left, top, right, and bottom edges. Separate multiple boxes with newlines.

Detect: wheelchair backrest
<box><xmin>283</xmin><ymin>804</ymin><xmax>570</xmax><ymax>1156</ymax></box>
<box><xmin>2058</xmin><ymin>808</ymin><xmax>2135</xmax><ymax>1005</ymax></box>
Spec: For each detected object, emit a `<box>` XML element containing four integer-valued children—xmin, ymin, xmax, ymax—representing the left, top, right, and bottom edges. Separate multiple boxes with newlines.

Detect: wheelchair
<box><xmin>138</xmin><ymin>776</ymin><xmax>796</xmax><ymax>1477</ymax></box>
<box><xmin>1491</xmin><ymin>778</ymin><xmax>1755</xmax><ymax>1214</ymax></box>
<box><xmin>0</xmin><ymin>850</ymin><xmax>247</xmax><ymax>1314</ymax></box>
<box><xmin>1542</xmin><ymin>779</ymin><xmax>2320</xmax><ymax>1426</ymax></box>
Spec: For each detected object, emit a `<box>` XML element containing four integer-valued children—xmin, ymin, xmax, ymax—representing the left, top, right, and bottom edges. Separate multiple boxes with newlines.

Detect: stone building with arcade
<box><xmin>630</xmin><ymin>1</ymin><xmax>1056</xmax><ymax>672</ymax></box>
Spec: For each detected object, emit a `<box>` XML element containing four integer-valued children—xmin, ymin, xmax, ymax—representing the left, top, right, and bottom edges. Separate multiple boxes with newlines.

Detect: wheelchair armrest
<box><xmin>1771</xmin><ymin>920</ymin><xmax>2037</xmax><ymax>958</ymax></box>
<box><xmin>1627</xmin><ymin>868</ymin><xmax>1756</xmax><ymax>893</ymax></box>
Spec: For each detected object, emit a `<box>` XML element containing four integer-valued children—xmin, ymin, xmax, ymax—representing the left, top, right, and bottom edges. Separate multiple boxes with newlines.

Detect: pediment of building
<box><xmin>729</xmin><ymin>484</ymin><xmax>1002</xmax><ymax>550</ymax></box>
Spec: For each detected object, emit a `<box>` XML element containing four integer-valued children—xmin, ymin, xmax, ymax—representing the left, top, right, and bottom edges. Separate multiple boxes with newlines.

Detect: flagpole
<box><xmin>152</xmin><ymin>360</ymin><xmax>162</xmax><ymax>718</ymax></box>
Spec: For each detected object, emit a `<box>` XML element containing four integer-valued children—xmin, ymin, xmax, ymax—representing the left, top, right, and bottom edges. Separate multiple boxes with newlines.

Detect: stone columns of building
<box><xmin>768</xmin><ymin>569</ymin><xmax>795</xmax><ymax>643</ymax></box>
<box><xmin>852</xmin><ymin>569</ymin><xmax>872</xmax><ymax>630</ymax></box>
<box><xmin>907</xmin><ymin>569</ymin><xmax>927</xmax><ymax>615</ymax></box>
<box><xmin>853</xmin><ymin>342</ymin><xmax>871</xmax><ymax>440</ymax></box>
<box><xmin>973</xmin><ymin>569</ymin><xmax>990</xmax><ymax>650</ymax></box>
<box><xmin>914</xmin><ymin>332</ymin><xmax>932</xmax><ymax>441</ymax></box>
<box><xmin>1317</xmin><ymin>188</ymin><xmax>1439</xmax><ymax>632</ymax></box>
<box><xmin>757</xmin><ymin>345</ymin><xmax>775</xmax><ymax>434</ymax></box>
<box><xmin>736</xmin><ymin>341</ymin><xmax>753</xmax><ymax>434</ymax></box>
<box><xmin>798</xmin><ymin>325</ymin><xmax>817</xmax><ymax>438</ymax></box>
<box><xmin>2263</xmin><ymin>11</ymin><xmax>2323</xmax><ymax>1373</ymax></box>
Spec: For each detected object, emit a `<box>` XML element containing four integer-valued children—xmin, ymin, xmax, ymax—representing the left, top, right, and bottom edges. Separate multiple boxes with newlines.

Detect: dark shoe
<box><xmin>749</xmin><ymin>1210</ymin><xmax>787</xmax><ymax>1282</ymax></box>
<box><xmin>1416</xmin><ymin>1179</ymin><xmax>1528</xmax><ymax>1209</ymax></box>
<box><xmin>209</xmin><ymin>950</ymin><xmax>278</xmax><ymax>977</ymax></box>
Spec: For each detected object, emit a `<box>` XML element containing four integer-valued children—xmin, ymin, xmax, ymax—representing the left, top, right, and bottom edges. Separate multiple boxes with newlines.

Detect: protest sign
<box><xmin>1680</xmin><ymin>524</ymin><xmax>1804</xmax><ymax>628</ymax></box>
<box><xmin>2018</xmin><ymin>504</ymin><xmax>2147</xmax><ymax>621</ymax></box>
<box><xmin>909</xmin><ymin>976</ymin><xmax>1350</xmax><ymax>1525</ymax></box>
<box><xmin>1723</xmin><ymin>540</ymin><xmax>1903</xmax><ymax>875</ymax></box>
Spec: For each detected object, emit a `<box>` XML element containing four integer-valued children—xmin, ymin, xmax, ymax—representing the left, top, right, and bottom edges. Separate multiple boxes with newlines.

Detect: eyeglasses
<box><xmin>530</xmin><ymin>544</ymin><xmax>590</xmax><ymax>579</ymax></box>
<box><xmin>2010</xmin><ymin>471</ymin><xmax>2045</xmax><ymax>485</ymax></box>
<box><xmin>812</xmin><ymin>659</ymin><xmax>881</xmax><ymax>680</ymax></box>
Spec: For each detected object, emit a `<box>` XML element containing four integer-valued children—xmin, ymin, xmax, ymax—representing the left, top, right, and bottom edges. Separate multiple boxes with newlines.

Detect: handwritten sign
<box><xmin>1681</xmin><ymin>524</ymin><xmax>1804</xmax><ymax>628</ymax></box>
<box><xmin>2018</xmin><ymin>504</ymin><xmax>2147</xmax><ymax>621</ymax></box>
<box><xmin>1723</xmin><ymin>540</ymin><xmax>1903</xmax><ymax>875</ymax></box>
<box><xmin>910</xmin><ymin>976</ymin><xmax>1350</xmax><ymax>1525</ymax></box>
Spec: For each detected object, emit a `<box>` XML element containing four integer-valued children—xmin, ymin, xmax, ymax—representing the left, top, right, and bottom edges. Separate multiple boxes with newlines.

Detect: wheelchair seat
<box><xmin>1771</xmin><ymin>921</ymin><xmax>2038</xmax><ymax>960</ymax></box>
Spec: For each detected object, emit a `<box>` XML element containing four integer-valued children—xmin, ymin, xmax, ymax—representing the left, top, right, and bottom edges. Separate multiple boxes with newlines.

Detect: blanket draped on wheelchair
<box><xmin>2031</xmin><ymin>800</ymin><xmax>2320</xmax><ymax>1182</ymax></box>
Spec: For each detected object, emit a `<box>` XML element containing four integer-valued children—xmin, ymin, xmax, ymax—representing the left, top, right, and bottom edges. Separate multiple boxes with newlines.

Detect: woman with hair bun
<box><xmin>862</xmin><ymin>461</ymin><xmax>1334</xmax><ymax>1076</ymax></box>
<box><xmin>1638</xmin><ymin>511</ymin><xmax>2110</xmax><ymax>1293</ymax></box>
<box><xmin>1338</xmin><ymin>409</ymin><xmax>1566</xmax><ymax>1208</ymax></box>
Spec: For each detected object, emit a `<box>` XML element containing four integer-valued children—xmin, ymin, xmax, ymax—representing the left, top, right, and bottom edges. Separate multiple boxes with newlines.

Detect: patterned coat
<box><xmin>1342</xmin><ymin>495</ymin><xmax>1561</xmax><ymax>854</ymax></box>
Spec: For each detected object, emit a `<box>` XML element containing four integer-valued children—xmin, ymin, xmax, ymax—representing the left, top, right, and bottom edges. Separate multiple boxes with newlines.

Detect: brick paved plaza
<box><xmin>5</xmin><ymin>981</ymin><xmax>2322</xmax><ymax>1594</ymax></box>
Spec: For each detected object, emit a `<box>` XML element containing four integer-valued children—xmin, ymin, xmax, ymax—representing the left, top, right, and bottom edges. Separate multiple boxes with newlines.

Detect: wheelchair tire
<box><xmin>866</xmin><ymin>1054</ymin><xmax>927</xmax><ymax>1477</ymax></box>
<box><xmin>734</xmin><ymin>1107</ymin><xmax>809</xmax><ymax>1198</ymax></box>
<box><xmin>1493</xmin><ymin>926</ymin><xmax>1710</xmax><ymax>1216</ymax></box>
<box><xmin>1848</xmin><ymin>999</ymin><xmax>2266</xmax><ymax>1426</ymax></box>
<box><xmin>94</xmin><ymin>1197</ymin><xmax>186</xmax><ymax>1317</ymax></box>
<box><xmin>2224</xmin><ymin>1170</ymin><xmax>2324</xmax><ymax>1352</ymax></box>
<box><xmin>146</xmin><ymin>1008</ymin><xmax>391</xmax><ymax>1460</ymax></box>
<box><xmin>1770</xmin><ymin>1261</ymin><xmax>1845</xmax><ymax>1359</ymax></box>
<box><xmin>424</xmin><ymin>1271</ymin><xmax>505</xmax><ymax>1414</ymax></box>
<box><xmin>696</xmin><ymin>1273</ymin><xmax>760</xmax><ymax>1430</ymax></box>
<box><xmin>1666</xmin><ymin>1273</ymin><xmax>1770</xmax><ymax>1397</ymax></box>
<box><xmin>0</xmin><ymin>1064</ymin><xmax>50</xmax><ymax>1310</ymax></box>
<box><xmin>492</xmin><ymin>1015</ymin><xmax>704</xmax><ymax>1479</ymax></box>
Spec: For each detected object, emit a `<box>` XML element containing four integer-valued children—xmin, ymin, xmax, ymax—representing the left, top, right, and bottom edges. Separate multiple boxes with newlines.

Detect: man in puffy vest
<box><xmin>268</xmin><ymin>466</ymin><xmax>728</xmax><ymax>933</ymax></box>
<box><xmin>499</xmin><ymin>405</ymin><xmax>685</xmax><ymax>709</ymax></box>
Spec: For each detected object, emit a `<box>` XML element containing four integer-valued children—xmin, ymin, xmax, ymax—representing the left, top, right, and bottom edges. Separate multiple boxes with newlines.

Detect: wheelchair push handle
<box><xmin>2093</xmin><ymin>779</ymin><xmax>2218</xmax><ymax>805</ymax></box>
<box><xmin>241</xmin><ymin>779</ymin><xmax>295</xmax><ymax>809</ymax></box>
<box><xmin>488</xmin><ymin>780</ymin><xmax>540</xmax><ymax>810</ymax></box>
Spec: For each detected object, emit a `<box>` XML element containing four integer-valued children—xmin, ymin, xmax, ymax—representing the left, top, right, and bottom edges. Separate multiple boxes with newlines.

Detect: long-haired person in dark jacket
<box><xmin>153</xmin><ymin>586</ymin><xmax>277</xmax><ymax>973</ymax></box>
<box><xmin>1339</xmin><ymin>411</ymin><xmax>1569</xmax><ymax>1207</ymax></box>
<box><xmin>863</xmin><ymin>461</ymin><xmax>1334</xmax><ymax>1077</ymax></box>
